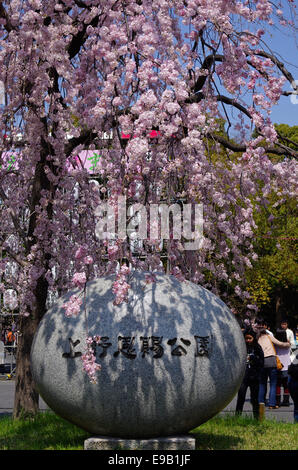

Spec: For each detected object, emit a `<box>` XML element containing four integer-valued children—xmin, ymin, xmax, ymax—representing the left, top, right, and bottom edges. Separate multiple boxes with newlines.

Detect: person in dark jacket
<box><xmin>236</xmin><ymin>328</ymin><xmax>264</xmax><ymax>418</ymax></box>
<box><xmin>288</xmin><ymin>350</ymin><xmax>298</xmax><ymax>423</ymax></box>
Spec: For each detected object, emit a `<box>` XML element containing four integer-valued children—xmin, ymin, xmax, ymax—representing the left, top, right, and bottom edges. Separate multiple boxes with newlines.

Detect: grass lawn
<box><xmin>0</xmin><ymin>411</ymin><xmax>297</xmax><ymax>450</ymax></box>
<box><xmin>0</xmin><ymin>411</ymin><xmax>90</xmax><ymax>450</ymax></box>
<box><xmin>191</xmin><ymin>415</ymin><xmax>298</xmax><ymax>450</ymax></box>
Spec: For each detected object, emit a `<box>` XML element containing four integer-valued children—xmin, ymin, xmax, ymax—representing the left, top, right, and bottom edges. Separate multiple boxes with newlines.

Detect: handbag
<box><xmin>268</xmin><ymin>336</ymin><xmax>284</xmax><ymax>371</ymax></box>
<box><xmin>275</xmin><ymin>355</ymin><xmax>283</xmax><ymax>371</ymax></box>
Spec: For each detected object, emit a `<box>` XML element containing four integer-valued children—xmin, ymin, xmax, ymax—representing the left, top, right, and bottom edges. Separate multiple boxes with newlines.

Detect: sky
<box><xmin>261</xmin><ymin>15</ymin><xmax>298</xmax><ymax>126</ymax></box>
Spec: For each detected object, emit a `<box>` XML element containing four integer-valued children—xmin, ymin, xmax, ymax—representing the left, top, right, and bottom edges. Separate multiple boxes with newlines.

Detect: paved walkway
<box><xmin>219</xmin><ymin>391</ymin><xmax>295</xmax><ymax>423</ymax></box>
<box><xmin>0</xmin><ymin>378</ymin><xmax>48</xmax><ymax>417</ymax></box>
<box><xmin>0</xmin><ymin>378</ymin><xmax>295</xmax><ymax>423</ymax></box>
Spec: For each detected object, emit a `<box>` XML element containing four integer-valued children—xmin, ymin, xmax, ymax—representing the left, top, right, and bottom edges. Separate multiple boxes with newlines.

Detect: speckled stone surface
<box><xmin>31</xmin><ymin>271</ymin><xmax>246</xmax><ymax>438</ymax></box>
<box><xmin>84</xmin><ymin>435</ymin><xmax>196</xmax><ymax>450</ymax></box>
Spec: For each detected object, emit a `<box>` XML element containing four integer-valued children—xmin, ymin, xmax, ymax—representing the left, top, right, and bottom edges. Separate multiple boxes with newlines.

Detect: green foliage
<box><xmin>243</xmin><ymin>184</ymin><xmax>297</xmax><ymax>324</ymax></box>
<box><xmin>250</xmin><ymin>196</ymin><xmax>297</xmax><ymax>289</ymax></box>
<box><xmin>70</xmin><ymin>113</ymin><xmax>80</xmax><ymax>129</ymax></box>
<box><xmin>274</xmin><ymin>124</ymin><xmax>298</xmax><ymax>151</ymax></box>
<box><xmin>246</xmin><ymin>274</ymin><xmax>271</xmax><ymax>308</ymax></box>
<box><xmin>252</xmin><ymin>123</ymin><xmax>298</xmax><ymax>161</ymax></box>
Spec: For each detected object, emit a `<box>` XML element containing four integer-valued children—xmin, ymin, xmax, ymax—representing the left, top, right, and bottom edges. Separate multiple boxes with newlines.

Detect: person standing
<box><xmin>252</xmin><ymin>318</ymin><xmax>273</xmax><ymax>336</ymax></box>
<box><xmin>6</xmin><ymin>329</ymin><xmax>15</xmax><ymax>347</ymax></box>
<box><xmin>275</xmin><ymin>328</ymin><xmax>292</xmax><ymax>407</ymax></box>
<box><xmin>235</xmin><ymin>328</ymin><xmax>264</xmax><ymax>418</ymax></box>
<box><xmin>288</xmin><ymin>349</ymin><xmax>298</xmax><ymax>423</ymax></box>
<box><xmin>254</xmin><ymin>318</ymin><xmax>290</xmax><ymax>409</ymax></box>
<box><xmin>262</xmin><ymin>320</ymin><xmax>273</xmax><ymax>336</ymax></box>
<box><xmin>280</xmin><ymin>319</ymin><xmax>296</xmax><ymax>350</ymax></box>
<box><xmin>295</xmin><ymin>323</ymin><xmax>298</xmax><ymax>349</ymax></box>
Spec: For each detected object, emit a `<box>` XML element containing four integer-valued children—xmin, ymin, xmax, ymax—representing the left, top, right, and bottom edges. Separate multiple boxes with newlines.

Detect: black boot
<box><xmin>280</xmin><ymin>394</ymin><xmax>290</xmax><ymax>407</ymax></box>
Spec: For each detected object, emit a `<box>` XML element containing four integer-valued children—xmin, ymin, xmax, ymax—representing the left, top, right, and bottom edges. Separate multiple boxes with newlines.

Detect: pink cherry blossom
<box><xmin>62</xmin><ymin>295</ymin><xmax>83</xmax><ymax>318</ymax></box>
<box><xmin>81</xmin><ymin>336</ymin><xmax>101</xmax><ymax>384</ymax></box>
<box><xmin>75</xmin><ymin>245</ymin><xmax>88</xmax><ymax>260</ymax></box>
<box><xmin>72</xmin><ymin>272</ymin><xmax>87</xmax><ymax>288</ymax></box>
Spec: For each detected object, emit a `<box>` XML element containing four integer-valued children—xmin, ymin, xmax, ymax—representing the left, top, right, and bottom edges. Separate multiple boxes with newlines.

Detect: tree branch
<box><xmin>254</xmin><ymin>50</ymin><xmax>296</xmax><ymax>86</ymax></box>
<box><xmin>215</xmin><ymin>94</ymin><xmax>252</xmax><ymax>119</ymax></box>
<box><xmin>0</xmin><ymin>238</ymin><xmax>28</xmax><ymax>268</ymax></box>
<box><xmin>67</xmin><ymin>13</ymin><xmax>100</xmax><ymax>59</ymax></box>
<box><xmin>0</xmin><ymin>1</ymin><xmax>14</xmax><ymax>32</ymax></box>
<box><xmin>193</xmin><ymin>54</ymin><xmax>224</xmax><ymax>94</ymax></box>
<box><xmin>64</xmin><ymin>129</ymin><xmax>100</xmax><ymax>156</ymax></box>
<box><xmin>0</xmin><ymin>184</ymin><xmax>28</xmax><ymax>242</ymax></box>
<box><xmin>207</xmin><ymin>132</ymin><xmax>298</xmax><ymax>159</ymax></box>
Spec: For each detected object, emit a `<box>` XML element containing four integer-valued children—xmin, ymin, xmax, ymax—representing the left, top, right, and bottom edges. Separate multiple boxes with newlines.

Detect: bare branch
<box><xmin>215</xmin><ymin>94</ymin><xmax>252</xmax><ymax>119</ymax></box>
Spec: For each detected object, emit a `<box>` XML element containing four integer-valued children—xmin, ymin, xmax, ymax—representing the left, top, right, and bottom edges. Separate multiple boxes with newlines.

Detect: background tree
<box><xmin>221</xmin><ymin>122</ymin><xmax>298</xmax><ymax>327</ymax></box>
<box><xmin>246</xmin><ymin>187</ymin><xmax>297</xmax><ymax>328</ymax></box>
<box><xmin>0</xmin><ymin>0</ymin><xmax>297</xmax><ymax>418</ymax></box>
<box><xmin>272</xmin><ymin>124</ymin><xmax>298</xmax><ymax>154</ymax></box>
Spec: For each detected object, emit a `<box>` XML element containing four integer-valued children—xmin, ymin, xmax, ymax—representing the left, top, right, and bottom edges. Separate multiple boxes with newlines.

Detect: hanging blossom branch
<box><xmin>81</xmin><ymin>336</ymin><xmax>101</xmax><ymax>384</ymax></box>
<box><xmin>62</xmin><ymin>244</ymin><xmax>102</xmax><ymax>383</ymax></box>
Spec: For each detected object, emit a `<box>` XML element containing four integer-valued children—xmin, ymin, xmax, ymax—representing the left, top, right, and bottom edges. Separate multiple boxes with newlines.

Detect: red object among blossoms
<box><xmin>121</xmin><ymin>130</ymin><xmax>161</xmax><ymax>139</ymax></box>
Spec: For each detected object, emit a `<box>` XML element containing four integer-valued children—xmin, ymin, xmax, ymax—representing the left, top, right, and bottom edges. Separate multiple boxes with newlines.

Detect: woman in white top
<box><xmin>254</xmin><ymin>318</ymin><xmax>290</xmax><ymax>409</ymax></box>
<box><xmin>275</xmin><ymin>328</ymin><xmax>292</xmax><ymax>406</ymax></box>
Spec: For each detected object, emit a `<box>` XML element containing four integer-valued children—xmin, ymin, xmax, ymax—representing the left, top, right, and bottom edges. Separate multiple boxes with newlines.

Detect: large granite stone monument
<box><xmin>31</xmin><ymin>271</ymin><xmax>246</xmax><ymax>447</ymax></box>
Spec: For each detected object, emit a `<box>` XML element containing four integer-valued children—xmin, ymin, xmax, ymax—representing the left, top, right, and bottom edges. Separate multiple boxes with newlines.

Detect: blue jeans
<box><xmin>258</xmin><ymin>367</ymin><xmax>278</xmax><ymax>407</ymax></box>
<box><xmin>288</xmin><ymin>376</ymin><xmax>298</xmax><ymax>423</ymax></box>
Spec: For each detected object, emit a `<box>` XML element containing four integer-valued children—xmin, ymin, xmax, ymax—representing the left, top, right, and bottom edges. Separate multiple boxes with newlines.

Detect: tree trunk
<box><xmin>275</xmin><ymin>292</ymin><xmax>282</xmax><ymax>330</ymax></box>
<box><xmin>13</xmin><ymin>273</ymin><xmax>49</xmax><ymax>419</ymax></box>
<box><xmin>13</xmin><ymin>134</ymin><xmax>55</xmax><ymax>419</ymax></box>
<box><xmin>13</xmin><ymin>314</ymin><xmax>40</xmax><ymax>419</ymax></box>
